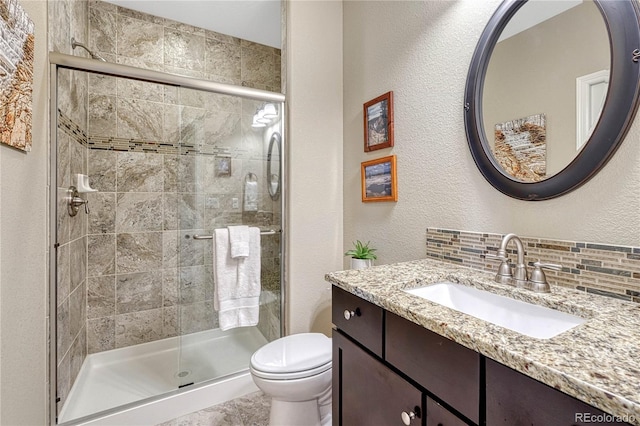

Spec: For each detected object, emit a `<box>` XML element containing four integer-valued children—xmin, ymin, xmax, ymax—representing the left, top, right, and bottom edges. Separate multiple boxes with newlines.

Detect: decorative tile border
<box><xmin>87</xmin><ymin>136</ymin><xmax>241</xmax><ymax>157</ymax></box>
<box><xmin>426</xmin><ymin>228</ymin><xmax>640</xmax><ymax>303</ymax></box>
<box><xmin>59</xmin><ymin>110</ymin><xmax>247</xmax><ymax>157</ymax></box>
<box><xmin>58</xmin><ymin>109</ymin><xmax>88</xmax><ymax>146</ymax></box>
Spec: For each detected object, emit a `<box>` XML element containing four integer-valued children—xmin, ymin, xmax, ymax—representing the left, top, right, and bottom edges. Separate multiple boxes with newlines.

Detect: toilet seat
<box><xmin>250</xmin><ymin>333</ymin><xmax>332</xmax><ymax>380</ymax></box>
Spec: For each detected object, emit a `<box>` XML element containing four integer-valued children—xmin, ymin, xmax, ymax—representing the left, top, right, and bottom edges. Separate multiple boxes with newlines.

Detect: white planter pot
<box><xmin>350</xmin><ymin>258</ymin><xmax>373</xmax><ymax>270</ymax></box>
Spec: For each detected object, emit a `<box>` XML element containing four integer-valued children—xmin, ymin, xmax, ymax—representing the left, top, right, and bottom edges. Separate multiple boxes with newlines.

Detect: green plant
<box><xmin>344</xmin><ymin>240</ymin><xmax>378</xmax><ymax>260</ymax></box>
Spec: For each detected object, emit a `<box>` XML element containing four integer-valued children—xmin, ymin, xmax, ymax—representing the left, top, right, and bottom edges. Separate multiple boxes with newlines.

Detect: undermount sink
<box><xmin>404</xmin><ymin>282</ymin><xmax>586</xmax><ymax>339</ymax></box>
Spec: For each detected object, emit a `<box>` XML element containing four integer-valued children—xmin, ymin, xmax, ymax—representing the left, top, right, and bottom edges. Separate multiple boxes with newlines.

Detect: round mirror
<box><xmin>267</xmin><ymin>132</ymin><xmax>281</xmax><ymax>200</ymax></box>
<box><xmin>464</xmin><ymin>0</ymin><xmax>640</xmax><ymax>200</ymax></box>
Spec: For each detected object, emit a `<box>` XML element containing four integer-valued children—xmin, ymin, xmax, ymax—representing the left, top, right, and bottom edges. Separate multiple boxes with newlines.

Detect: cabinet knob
<box><xmin>401</xmin><ymin>407</ymin><xmax>420</xmax><ymax>425</ymax></box>
<box><xmin>343</xmin><ymin>308</ymin><xmax>360</xmax><ymax>320</ymax></box>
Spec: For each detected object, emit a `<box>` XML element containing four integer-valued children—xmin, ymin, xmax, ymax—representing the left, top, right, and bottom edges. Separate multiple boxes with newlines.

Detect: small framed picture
<box><xmin>363</xmin><ymin>91</ymin><xmax>394</xmax><ymax>152</ymax></box>
<box><xmin>215</xmin><ymin>155</ymin><xmax>232</xmax><ymax>176</ymax></box>
<box><xmin>361</xmin><ymin>155</ymin><xmax>398</xmax><ymax>202</ymax></box>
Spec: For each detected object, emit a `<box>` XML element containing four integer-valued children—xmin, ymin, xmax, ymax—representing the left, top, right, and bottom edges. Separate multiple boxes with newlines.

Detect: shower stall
<box><xmin>49</xmin><ymin>51</ymin><xmax>285</xmax><ymax>424</ymax></box>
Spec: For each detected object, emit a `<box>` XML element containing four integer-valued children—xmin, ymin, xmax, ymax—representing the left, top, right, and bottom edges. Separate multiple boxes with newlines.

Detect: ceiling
<box><xmin>103</xmin><ymin>0</ymin><xmax>282</xmax><ymax>48</ymax></box>
<box><xmin>499</xmin><ymin>0</ymin><xmax>582</xmax><ymax>42</ymax></box>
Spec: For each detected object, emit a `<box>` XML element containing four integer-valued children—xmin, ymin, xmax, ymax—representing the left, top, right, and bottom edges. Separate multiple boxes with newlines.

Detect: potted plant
<box><xmin>345</xmin><ymin>240</ymin><xmax>377</xmax><ymax>270</ymax></box>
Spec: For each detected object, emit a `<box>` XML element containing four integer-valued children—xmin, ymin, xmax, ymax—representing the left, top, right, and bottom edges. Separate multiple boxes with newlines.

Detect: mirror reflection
<box><xmin>482</xmin><ymin>0</ymin><xmax>609</xmax><ymax>182</ymax></box>
<box><xmin>267</xmin><ymin>132</ymin><xmax>281</xmax><ymax>200</ymax></box>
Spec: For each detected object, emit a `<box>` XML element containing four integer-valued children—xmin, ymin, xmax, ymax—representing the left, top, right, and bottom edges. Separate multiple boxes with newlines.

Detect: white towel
<box><xmin>244</xmin><ymin>180</ymin><xmax>258</xmax><ymax>211</ymax></box>
<box><xmin>213</xmin><ymin>227</ymin><xmax>261</xmax><ymax>331</ymax></box>
<box><xmin>228</xmin><ymin>225</ymin><xmax>250</xmax><ymax>258</ymax></box>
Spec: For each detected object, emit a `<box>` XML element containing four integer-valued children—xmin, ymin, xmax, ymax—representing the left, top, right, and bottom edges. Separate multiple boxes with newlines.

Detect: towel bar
<box><xmin>191</xmin><ymin>229</ymin><xmax>279</xmax><ymax>240</ymax></box>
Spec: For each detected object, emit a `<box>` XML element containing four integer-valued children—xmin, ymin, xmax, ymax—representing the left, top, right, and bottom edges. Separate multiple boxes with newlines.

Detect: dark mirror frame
<box><xmin>464</xmin><ymin>0</ymin><xmax>640</xmax><ymax>200</ymax></box>
<box><xmin>267</xmin><ymin>131</ymin><xmax>281</xmax><ymax>201</ymax></box>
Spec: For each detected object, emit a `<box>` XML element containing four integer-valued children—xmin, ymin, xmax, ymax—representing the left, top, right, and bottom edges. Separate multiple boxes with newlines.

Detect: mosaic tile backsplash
<box><xmin>426</xmin><ymin>228</ymin><xmax>640</xmax><ymax>303</ymax></box>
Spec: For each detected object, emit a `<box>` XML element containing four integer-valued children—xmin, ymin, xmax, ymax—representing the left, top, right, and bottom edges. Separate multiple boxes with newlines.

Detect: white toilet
<box><xmin>250</xmin><ymin>333</ymin><xmax>332</xmax><ymax>426</ymax></box>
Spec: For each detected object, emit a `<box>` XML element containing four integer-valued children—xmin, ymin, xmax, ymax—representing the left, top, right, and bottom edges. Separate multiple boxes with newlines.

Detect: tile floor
<box><xmin>156</xmin><ymin>391</ymin><xmax>271</xmax><ymax>426</ymax></box>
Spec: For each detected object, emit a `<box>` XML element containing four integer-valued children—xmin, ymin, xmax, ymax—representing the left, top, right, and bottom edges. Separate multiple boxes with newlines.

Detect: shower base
<box><xmin>59</xmin><ymin>326</ymin><xmax>268</xmax><ymax>425</ymax></box>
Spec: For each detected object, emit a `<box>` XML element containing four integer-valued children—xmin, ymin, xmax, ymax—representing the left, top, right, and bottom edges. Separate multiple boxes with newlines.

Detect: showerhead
<box><xmin>70</xmin><ymin>37</ymin><xmax>106</xmax><ymax>62</ymax></box>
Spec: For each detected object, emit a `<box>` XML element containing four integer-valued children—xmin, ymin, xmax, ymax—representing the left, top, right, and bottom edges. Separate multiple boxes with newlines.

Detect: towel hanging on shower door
<box><xmin>244</xmin><ymin>173</ymin><xmax>258</xmax><ymax>211</ymax></box>
<box><xmin>213</xmin><ymin>227</ymin><xmax>261</xmax><ymax>330</ymax></box>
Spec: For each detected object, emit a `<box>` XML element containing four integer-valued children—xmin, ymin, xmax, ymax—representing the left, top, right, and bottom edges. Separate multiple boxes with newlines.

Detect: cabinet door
<box><xmin>427</xmin><ymin>398</ymin><xmax>468</xmax><ymax>426</ymax></box>
<box><xmin>486</xmin><ymin>359</ymin><xmax>631</xmax><ymax>426</ymax></box>
<box><xmin>386</xmin><ymin>312</ymin><xmax>480</xmax><ymax>424</ymax></box>
<box><xmin>333</xmin><ymin>330</ymin><xmax>423</xmax><ymax>426</ymax></box>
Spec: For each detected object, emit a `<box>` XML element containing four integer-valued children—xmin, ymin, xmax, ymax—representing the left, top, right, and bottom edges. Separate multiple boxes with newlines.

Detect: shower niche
<box><xmin>51</xmin><ymin>58</ymin><xmax>284</xmax><ymax>424</ymax></box>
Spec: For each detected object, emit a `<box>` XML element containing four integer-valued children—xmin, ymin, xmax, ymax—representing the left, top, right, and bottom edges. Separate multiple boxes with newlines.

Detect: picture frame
<box><xmin>363</xmin><ymin>91</ymin><xmax>394</xmax><ymax>152</ymax></box>
<box><xmin>0</xmin><ymin>1</ymin><xmax>34</xmax><ymax>152</ymax></box>
<box><xmin>215</xmin><ymin>155</ymin><xmax>232</xmax><ymax>176</ymax></box>
<box><xmin>361</xmin><ymin>155</ymin><xmax>398</xmax><ymax>202</ymax></box>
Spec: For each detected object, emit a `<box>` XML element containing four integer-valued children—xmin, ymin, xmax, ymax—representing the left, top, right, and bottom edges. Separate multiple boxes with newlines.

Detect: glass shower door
<box><xmin>174</xmin><ymin>86</ymin><xmax>283</xmax><ymax>388</ymax></box>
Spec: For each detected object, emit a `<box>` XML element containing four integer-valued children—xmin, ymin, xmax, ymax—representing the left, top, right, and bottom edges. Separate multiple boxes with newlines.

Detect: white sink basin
<box><xmin>404</xmin><ymin>282</ymin><xmax>586</xmax><ymax>339</ymax></box>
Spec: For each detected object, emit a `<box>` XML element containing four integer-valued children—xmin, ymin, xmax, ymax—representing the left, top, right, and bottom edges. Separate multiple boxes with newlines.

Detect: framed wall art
<box><xmin>361</xmin><ymin>155</ymin><xmax>397</xmax><ymax>202</ymax></box>
<box><xmin>215</xmin><ymin>155</ymin><xmax>232</xmax><ymax>176</ymax></box>
<box><xmin>0</xmin><ymin>0</ymin><xmax>35</xmax><ymax>152</ymax></box>
<box><xmin>363</xmin><ymin>91</ymin><xmax>394</xmax><ymax>152</ymax></box>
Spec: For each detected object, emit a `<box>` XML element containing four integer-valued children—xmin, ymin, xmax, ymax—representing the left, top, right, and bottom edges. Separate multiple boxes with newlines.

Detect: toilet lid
<box><xmin>250</xmin><ymin>333</ymin><xmax>332</xmax><ymax>378</ymax></box>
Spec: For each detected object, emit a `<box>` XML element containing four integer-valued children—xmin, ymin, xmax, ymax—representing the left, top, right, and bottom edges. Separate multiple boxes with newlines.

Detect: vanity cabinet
<box><xmin>427</xmin><ymin>398</ymin><xmax>469</xmax><ymax>426</ymax></box>
<box><xmin>333</xmin><ymin>331</ymin><xmax>423</xmax><ymax>425</ymax></box>
<box><xmin>332</xmin><ymin>286</ymin><xmax>472</xmax><ymax>425</ymax></box>
<box><xmin>486</xmin><ymin>359</ymin><xmax>631</xmax><ymax>426</ymax></box>
<box><xmin>332</xmin><ymin>286</ymin><xmax>632</xmax><ymax>426</ymax></box>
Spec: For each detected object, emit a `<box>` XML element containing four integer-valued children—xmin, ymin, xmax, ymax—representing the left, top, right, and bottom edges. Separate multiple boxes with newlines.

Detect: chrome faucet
<box><xmin>487</xmin><ymin>233</ymin><xmax>562</xmax><ymax>293</ymax></box>
<box><xmin>490</xmin><ymin>233</ymin><xmax>528</xmax><ymax>287</ymax></box>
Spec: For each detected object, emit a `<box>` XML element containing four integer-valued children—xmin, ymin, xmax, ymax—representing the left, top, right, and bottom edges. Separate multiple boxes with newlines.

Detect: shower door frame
<box><xmin>48</xmin><ymin>52</ymin><xmax>287</xmax><ymax>425</ymax></box>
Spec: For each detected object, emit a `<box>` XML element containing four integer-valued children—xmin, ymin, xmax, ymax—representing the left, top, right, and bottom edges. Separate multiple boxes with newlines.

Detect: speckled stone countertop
<box><xmin>325</xmin><ymin>258</ymin><xmax>640</xmax><ymax>425</ymax></box>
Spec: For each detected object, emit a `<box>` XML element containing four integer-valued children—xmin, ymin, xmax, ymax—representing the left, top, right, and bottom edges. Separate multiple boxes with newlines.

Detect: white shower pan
<box><xmin>59</xmin><ymin>326</ymin><xmax>268</xmax><ymax>425</ymax></box>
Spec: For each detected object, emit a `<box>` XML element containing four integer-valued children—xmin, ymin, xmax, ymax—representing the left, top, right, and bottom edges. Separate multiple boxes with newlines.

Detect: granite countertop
<box><xmin>325</xmin><ymin>258</ymin><xmax>640</xmax><ymax>425</ymax></box>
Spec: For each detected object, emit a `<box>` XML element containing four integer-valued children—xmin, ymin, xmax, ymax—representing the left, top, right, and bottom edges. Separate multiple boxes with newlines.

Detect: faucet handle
<box><xmin>485</xmin><ymin>252</ymin><xmax>508</xmax><ymax>261</ymax></box>
<box><xmin>486</xmin><ymin>252</ymin><xmax>513</xmax><ymax>285</ymax></box>
<box><xmin>533</xmin><ymin>261</ymin><xmax>562</xmax><ymax>271</ymax></box>
<box><xmin>528</xmin><ymin>262</ymin><xmax>562</xmax><ymax>293</ymax></box>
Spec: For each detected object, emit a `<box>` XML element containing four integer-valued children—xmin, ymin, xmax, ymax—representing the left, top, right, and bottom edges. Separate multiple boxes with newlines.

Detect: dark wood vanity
<box><xmin>332</xmin><ymin>286</ymin><xmax>630</xmax><ymax>426</ymax></box>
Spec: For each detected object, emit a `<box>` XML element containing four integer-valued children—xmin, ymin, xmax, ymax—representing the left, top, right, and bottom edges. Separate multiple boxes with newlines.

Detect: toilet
<box><xmin>250</xmin><ymin>333</ymin><xmax>332</xmax><ymax>426</ymax></box>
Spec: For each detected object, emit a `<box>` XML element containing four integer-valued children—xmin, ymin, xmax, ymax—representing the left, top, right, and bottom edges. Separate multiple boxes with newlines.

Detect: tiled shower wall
<box><xmin>80</xmin><ymin>0</ymin><xmax>283</xmax><ymax>352</ymax></box>
<box><xmin>50</xmin><ymin>0</ymin><xmax>90</xmax><ymax>414</ymax></box>
<box><xmin>84</xmin><ymin>87</ymin><xmax>282</xmax><ymax>353</ymax></box>
<box><xmin>426</xmin><ymin>228</ymin><xmax>640</xmax><ymax>303</ymax></box>
<box><xmin>51</xmin><ymin>0</ymin><xmax>283</xmax><ymax>413</ymax></box>
<box><xmin>88</xmin><ymin>0</ymin><xmax>281</xmax><ymax>92</ymax></box>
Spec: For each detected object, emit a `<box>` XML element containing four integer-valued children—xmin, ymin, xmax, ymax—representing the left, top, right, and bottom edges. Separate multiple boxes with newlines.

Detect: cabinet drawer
<box><xmin>386</xmin><ymin>312</ymin><xmax>480</xmax><ymax>424</ymax></box>
<box><xmin>332</xmin><ymin>286</ymin><xmax>384</xmax><ymax>357</ymax></box>
<box><xmin>427</xmin><ymin>398</ymin><xmax>468</xmax><ymax>426</ymax></box>
<box><xmin>333</xmin><ymin>330</ymin><xmax>423</xmax><ymax>426</ymax></box>
<box><xmin>486</xmin><ymin>358</ymin><xmax>631</xmax><ymax>426</ymax></box>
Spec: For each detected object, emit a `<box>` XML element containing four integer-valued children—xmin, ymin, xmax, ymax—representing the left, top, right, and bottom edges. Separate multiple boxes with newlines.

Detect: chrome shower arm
<box><xmin>70</xmin><ymin>37</ymin><xmax>106</xmax><ymax>61</ymax></box>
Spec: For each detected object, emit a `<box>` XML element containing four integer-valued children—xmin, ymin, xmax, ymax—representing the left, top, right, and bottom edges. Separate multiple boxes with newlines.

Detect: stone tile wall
<box><xmin>56</xmin><ymin>108</ymin><xmax>88</xmax><ymax>417</ymax></box>
<box><xmin>84</xmin><ymin>147</ymin><xmax>282</xmax><ymax>352</ymax></box>
<box><xmin>84</xmin><ymin>69</ymin><xmax>282</xmax><ymax>352</ymax></box>
<box><xmin>51</xmin><ymin>0</ymin><xmax>283</xmax><ymax>413</ymax></box>
<box><xmin>88</xmin><ymin>0</ymin><xmax>281</xmax><ymax>92</ymax></box>
<box><xmin>426</xmin><ymin>228</ymin><xmax>640</xmax><ymax>303</ymax></box>
<box><xmin>50</xmin><ymin>0</ymin><xmax>90</xmax><ymax>414</ymax></box>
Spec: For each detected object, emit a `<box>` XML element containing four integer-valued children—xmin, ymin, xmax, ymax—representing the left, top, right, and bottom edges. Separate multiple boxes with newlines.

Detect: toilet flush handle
<box><xmin>343</xmin><ymin>308</ymin><xmax>361</xmax><ymax>320</ymax></box>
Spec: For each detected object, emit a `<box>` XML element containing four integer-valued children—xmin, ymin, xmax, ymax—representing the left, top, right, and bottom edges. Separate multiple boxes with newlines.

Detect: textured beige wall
<box><xmin>343</xmin><ymin>0</ymin><xmax>640</xmax><ymax>267</ymax></box>
<box><xmin>0</xmin><ymin>1</ymin><xmax>48</xmax><ymax>424</ymax></box>
<box><xmin>286</xmin><ymin>0</ymin><xmax>343</xmax><ymax>336</ymax></box>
